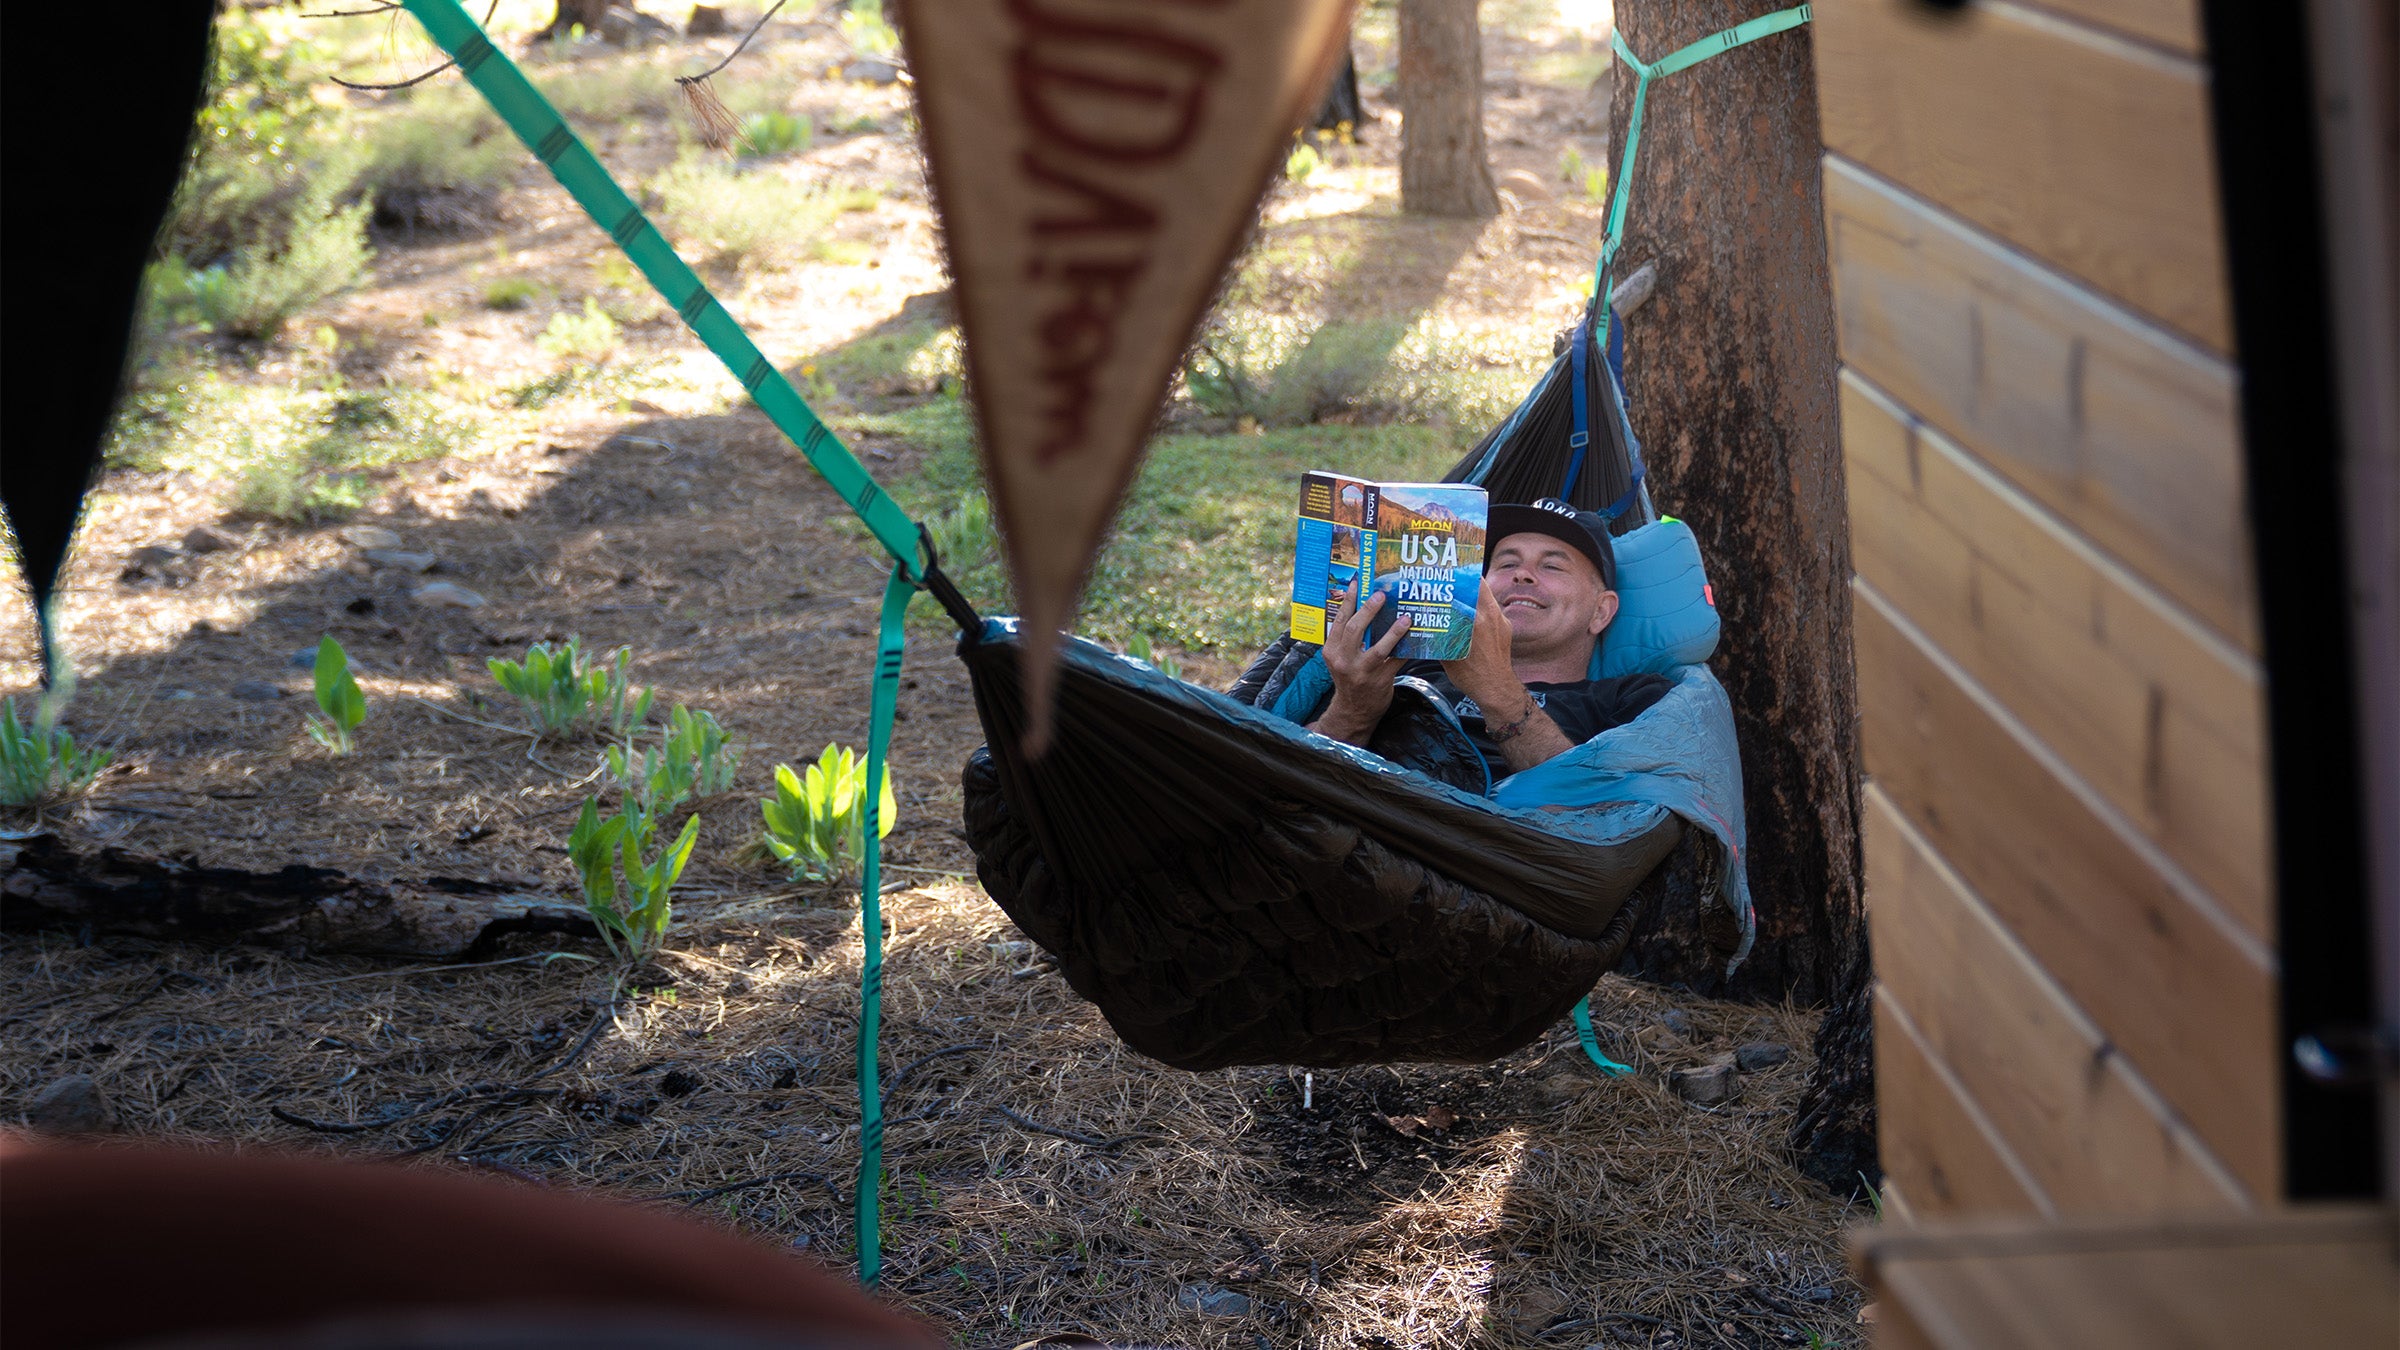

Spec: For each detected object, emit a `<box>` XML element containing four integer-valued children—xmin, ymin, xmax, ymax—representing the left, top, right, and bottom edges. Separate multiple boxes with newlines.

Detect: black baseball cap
<box><xmin>1486</xmin><ymin>498</ymin><xmax>1618</xmax><ymax>590</ymax></box>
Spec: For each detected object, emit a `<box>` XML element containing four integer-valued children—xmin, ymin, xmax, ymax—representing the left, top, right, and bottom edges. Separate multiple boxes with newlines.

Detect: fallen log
<box><xmin>0</xmin><ymin>834</ymin><xmax>597</xmax><ymax>959</ymax></box>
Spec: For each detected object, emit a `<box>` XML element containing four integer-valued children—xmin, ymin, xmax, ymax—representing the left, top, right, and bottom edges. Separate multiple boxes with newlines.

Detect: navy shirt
<box><xmin>1404</xmin><ymin>664</ymin><xmax>1674</xmax><ymax>780</ymax></box>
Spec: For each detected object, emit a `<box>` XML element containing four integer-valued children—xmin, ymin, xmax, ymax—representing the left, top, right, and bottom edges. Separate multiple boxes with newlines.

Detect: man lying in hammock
<box><xmin>1307</xmin><ymin>498</ymin><xmax>1673</xmax><ymax>780</ymax></box>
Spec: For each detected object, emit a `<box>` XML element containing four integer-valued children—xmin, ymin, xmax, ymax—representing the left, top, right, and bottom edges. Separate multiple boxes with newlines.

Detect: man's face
<box><xmin>1489</xmin><ymin>531</ymin><xmax>1617</xmax><ymax>659</ymax></box>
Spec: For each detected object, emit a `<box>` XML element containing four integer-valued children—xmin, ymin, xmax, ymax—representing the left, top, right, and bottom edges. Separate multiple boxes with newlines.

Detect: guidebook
<box><xmin>1289</xmin><ymin>472</ymin><xmax>1488</xmax><ymax>661</ymax></box>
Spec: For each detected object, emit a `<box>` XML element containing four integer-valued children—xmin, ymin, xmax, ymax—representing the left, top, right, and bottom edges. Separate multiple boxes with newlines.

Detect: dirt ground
<box><xmin>1</xmin><ymin>4</ymin><xmax>1871</xmax><ymax>1346</ymax></box>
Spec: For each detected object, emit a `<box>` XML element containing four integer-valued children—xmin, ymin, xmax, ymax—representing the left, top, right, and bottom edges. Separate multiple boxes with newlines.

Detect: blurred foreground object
<box><xmin>0</xmin><ymin>1135</ymin><xmax>939</xmax><ymax>1350</ymax></box>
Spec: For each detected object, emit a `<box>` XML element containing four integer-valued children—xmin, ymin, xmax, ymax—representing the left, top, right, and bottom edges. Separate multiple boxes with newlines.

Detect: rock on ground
<box><xmin>412</xmin><ymin>581</ymin><xmax>486</xmax><ymax>609</ymax></box>
<box><xmin>1737</xmin><ymin>1041</ymin><xmax>1792</xmax><ymax>1072</ymax></box>
<box><xmin>26</xmin><ymin>1074</ymin><xmax>113</xmax><ymax>1133</ymax></box>
<box><xmin>1670</xmin><ymin>1060</ymin><xmax>1739</xmax><ymax>1107</ymax></box>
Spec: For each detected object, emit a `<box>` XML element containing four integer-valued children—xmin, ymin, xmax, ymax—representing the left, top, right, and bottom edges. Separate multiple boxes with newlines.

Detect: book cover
<box><xmin>1290</xmin><ymin>474</ymin><xmax>1486</xmax><ymax>660</ymax></box>
<box><xmin>1362</xmin><ymin>481</ymin><xmax>1487</xmax><ymax>660</ymax></box>
<box><xmin>1288</xmin><ymin>471</ymin><xmax>1372</xmax><ymax>645</ymax></box>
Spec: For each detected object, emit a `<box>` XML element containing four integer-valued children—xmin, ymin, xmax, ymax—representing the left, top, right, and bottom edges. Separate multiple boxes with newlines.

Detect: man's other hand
<box><xmin>1439</xmin><ymin>576</ymin><xmax>1518</xmax><ymax>709</ymax></box>
<box><xmin>1309</xmin><ymin>581</ymin><xmax>1410</xmax><ymax>746</ymax></box>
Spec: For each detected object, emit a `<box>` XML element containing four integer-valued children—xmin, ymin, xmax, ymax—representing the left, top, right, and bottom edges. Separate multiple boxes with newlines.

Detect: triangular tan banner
<box><xmin>896</xmin><ymin>0</ymin><xmax>1358</xmax><ymax>753</ymax></box>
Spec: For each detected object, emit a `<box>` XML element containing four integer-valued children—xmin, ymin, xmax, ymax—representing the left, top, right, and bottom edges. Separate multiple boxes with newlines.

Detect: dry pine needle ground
<box><xmin>1</xmin><ymin>888</ymin><xmax>1866</xmax><ymax>1349</ymax></box>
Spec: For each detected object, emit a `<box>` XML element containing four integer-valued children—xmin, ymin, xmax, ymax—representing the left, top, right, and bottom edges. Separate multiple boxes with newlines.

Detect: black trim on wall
<box><xmin>2199</xmin><ymin>0</ymin><xmax>2384</xmax><ymax>1199</ymax></box>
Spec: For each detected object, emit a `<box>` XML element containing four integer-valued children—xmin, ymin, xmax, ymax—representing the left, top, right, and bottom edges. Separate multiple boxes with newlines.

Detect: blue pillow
<box><xmin>1594</xmin><ymin>518</ymin><xmax>1719</xmax><ymax>678</ymax></box>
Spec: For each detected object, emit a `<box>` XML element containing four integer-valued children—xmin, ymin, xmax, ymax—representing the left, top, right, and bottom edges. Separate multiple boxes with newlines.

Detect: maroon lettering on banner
<box><xmin>1020</xmin><ymin>152</ymin><xmax>1158</xmax><ymax>238</ymax></box>
<box><xmin>1028</xmin><ymin>257</ymin><xmax>1143</xmax><ymax>463</ymax></box>
<box><xmin>1005</xmin><ymin>0</ymin><xmax>1229</xmax><ymax>465</ymax></box>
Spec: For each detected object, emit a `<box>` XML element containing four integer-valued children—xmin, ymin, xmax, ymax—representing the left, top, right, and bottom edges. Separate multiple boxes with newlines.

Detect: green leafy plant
<box><xmin>1123</xmin><ymin>632</ymin><xmax>1181</xmax><ymax>682</ymax></box>
<box><xmin>567</xmin><ymin>799</ymin><xmax>702</xmax><ymax>960</ymax></box>
<box><xmin>760</xmin><ymin>744</ymin><xmax>896</xmax><ymax>883</ymax></box>
<box><xmin>738</xmin><ymin>110</ymin><xmax>812</xmax><ymax>158</ymax></box>
<box><xmin>305</xmin><ymin>636</ymin><xmax>367</xmax><ymax>753</ymax></box>
<box><xmin>537</xmin><ymin>298</ymin><xmax>622</xmax><ymax>363</ymax></box>
<box><xmin>1285</xmin><ymin>138</ymin><xmax>1323</xmax><ymax>183</ymax></box>
<box><xmin>488</xmin><ymin>638</ymin><xmax>653</xmax><ymax>740</ymax></box>
<box><xmin>607</xmin><ymin>704</ymin><xmax>740</xmax><ymax>818</ymax></box>
<box><xmin>0</xmin><ymin>698</ymin><xmax>111</xmax><ymax>809</ymax></box>
<box><xmin>1560</xmin><ymin>145</ymin><xmax>1607</xmax><ymax>202</ymax></box>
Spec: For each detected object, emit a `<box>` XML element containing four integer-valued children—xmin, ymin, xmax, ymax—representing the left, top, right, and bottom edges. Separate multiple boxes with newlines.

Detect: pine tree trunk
<box><xmin>541</xmin><ymin>0</ymin><xmax>613</xmax><ymax>40</ymax></box>
<box><xmin>1606</xmin><ymin>0</ymin><xmax>1875</xmax><ymax>1190</ymax></box>
<box><xmin>1397</xmin><ymin>0</ymin><xmax>1499</xmax><ymax>217</ymax></box>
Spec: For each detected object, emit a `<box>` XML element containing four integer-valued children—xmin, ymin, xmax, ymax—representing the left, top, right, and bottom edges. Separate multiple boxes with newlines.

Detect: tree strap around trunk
<box><xmin>1591</xmin><ymin>4</ymin><xmax>1816</xmax><ymax>354</ymax></box>
<box><xmin>399</xmin><ymin>0</ymin><xmax>964</xmax><ymax>1287</ymax></box>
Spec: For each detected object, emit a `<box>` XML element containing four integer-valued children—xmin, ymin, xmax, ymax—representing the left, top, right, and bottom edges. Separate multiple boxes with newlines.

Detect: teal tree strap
<box><xmin>400</xmin><ymin>0</ymin><xmax>921</xmax><ymax>568</ymax></box>
<box><xmin>1592</xmin><ymin>3</ymin><xmax>1814</xmax><ymax>349</ymax></box>
<box><xmin>401</xmin><ymin>0</ymin><xmax>931</xmax><ymax>1285</ymax></box>
<box><xmin>853</xmin><ymin>565</ymin><xmax>917</xmax><ymax>1286</ymax></box>
<box><xmin>1571</xmin><ymin>996</ymin><xmax>1634</xmax><ymax>1076</ymax></box>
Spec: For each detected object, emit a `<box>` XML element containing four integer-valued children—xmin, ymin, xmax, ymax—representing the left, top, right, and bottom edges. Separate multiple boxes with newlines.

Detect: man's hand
<box><xmin>1439</xmin><ymin>576</ymin><xmax>1517</xmax><ymax>709</ymax></box>
<box><xmin>1307</xmin><ymin>580</ymin><xmax>1410</xmax><ymax>746</ymax></box>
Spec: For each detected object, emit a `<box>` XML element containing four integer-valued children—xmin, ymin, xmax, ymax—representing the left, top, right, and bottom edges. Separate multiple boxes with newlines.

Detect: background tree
<box><xmin>1397</xmin><ymin>0</ymin><xmax>1498</xmax><ymax>217</ymax></box>
<box><xmin>1606</xmin><ymin>0</ymin><xmax>1874</xmax><ymax>1193</ymax></box>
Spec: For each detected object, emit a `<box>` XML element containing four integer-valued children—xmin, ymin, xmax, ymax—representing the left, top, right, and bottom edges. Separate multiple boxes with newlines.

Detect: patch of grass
<box><xmin>651</xmin><ymin>157</ymin><xmax>877</xmax><ymax>269</ymax></box>
<box><xmin>484</xmin><ymin>276</ymin><xmax>544</xmax><ymax>310</ymax></box>
<box><xmin>537</xmin><ymin>299</ymin><xmax>623</xmax><ymax>362</ymax></box>
<box><xmin>812</xmin><ymin>322</ymin><xmax>958</xmax><ymax>401</ymax></box>
<box><xmin>542</xmin><ymin>55</ymin><xmax>678</xmax><ymax>124</ymax></box>
<box><xmin>738</xmin><ymin>110</ymin><xmax>812</xmax><ymax>158</ymax></box>
<box><xmin>1183</xmin><ymin>313</ymin><xmax>1534</xmax><ymax>433</ymax></box>
<box><xmin>357</xmin><ymin>87</ymin><xmax>519</xmax><ymax>231</ymax></box>
<box><xmin>107</xmin><ymin>358</ymin><xmax>480</xmax><ymax>522</ymax></box>
<box><xmin>839</xmin><ymin>0</ymin><xmax>901</xmax><ymax>57</ymax></box>
<box><xmin>890</xmin><ymin>419</ymin><xmax>1461</xmax><ymax>653</ymax></box>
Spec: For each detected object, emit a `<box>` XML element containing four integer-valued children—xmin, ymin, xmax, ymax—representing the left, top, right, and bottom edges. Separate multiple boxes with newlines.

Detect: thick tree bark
<box><xmin>1607</xmin><ymin>1</ymin><xmax>1874</xmax><ymax>1189</ymax></box>
<box><xmin>1397</xmin><ymin>0</ymin><xmax>1499</xmax><ymax>217</ymax></box>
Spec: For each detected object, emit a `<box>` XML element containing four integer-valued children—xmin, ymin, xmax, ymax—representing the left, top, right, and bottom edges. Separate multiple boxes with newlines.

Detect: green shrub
<box><xmin>738</xmin><ymin>110</ymin><xmax>811</xmax><ymax>158</ymax></box>
<box><xmin>305</xmin><ymin>636</ymin><xmax>367</xmax><ymax>753</ymax></box>
<box><xmin>567</xmin><ymin>799</ymin><xmax>701</xmax><ymax>961</ymax></box>
<box><xmin>538</xmin><ymin>299</ymin><xmax>623</xmax><ymax>362</ymax></box>
<box><xmin>489</xmin><ymin>638</ymin><xmax>654</xmax><ymax>741</ymax></box>
<box><xmin>760</xmin><ymin>745</ymin><xmax>895</xmax><ymax>884</ymax></box>
<box><xmin>607</xmin><ymin>704</ymin><xmax>740</xmax><ymax>818</ymax></box>
<box><xmin>151</xmin><ymin>187</ymin><xmax>372</xmax><ymax>341</ymax></box>
<box><xmin>166</xmin><ymin>17</ymin><xmax>348</xmax><ymax>266</ymax></box>
<box><xmin>651</xmin><ymin>157</ymin><xmax>874</xmax><ymax>269</ymax></box>
<box><xmin>0</xmin><ymin>699</ymin><xmax>111</xmax><ymax>809</ymax></box>
<box><xmin>484</xmin><ymin>277</ymin><xmax>544</xmax><ymax>310</ymax></box>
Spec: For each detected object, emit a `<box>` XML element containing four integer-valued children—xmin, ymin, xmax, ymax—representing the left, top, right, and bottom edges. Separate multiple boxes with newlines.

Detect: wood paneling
<box><xmin>1814</xmin><ymin>0</ymin><xmax>2229</xmax><ymax>351</ymax></box>
<box><xmin>1822</xmin><ymin>160</ymin><xmax>2252</xmax><ymax>648</ymax></box>
<box><xmin>1843</xmin><ymin>374</ymin><xmax>2271</xmax><ymax>943</ymax></box>
<box><xmin>2015</xmin><ymin>0</ymin><xmax>2202</xmax><ymax>57</ymax></box>
<box><xmin>1856</xmin><ymin>1210</ymin><xmax>2400</xmax><ymax>1350</ymax></box>
<box><xmin>1867</xmin><ymin>786</ymin><xmax>2254</xmax><ymax>1212</ymax></box>
<box><xmin>1853</xmin><ymin>583</ymin><xmax>2280</xmax><ymax>1196</ymax></box>
<box><xmin>1876</xmin><ymin>986</ymin><xmax>2053</xmax><ymax>1220</ymax></box>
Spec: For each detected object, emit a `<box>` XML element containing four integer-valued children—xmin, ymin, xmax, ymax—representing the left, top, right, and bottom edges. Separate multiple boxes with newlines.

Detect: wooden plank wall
<box><xmin>1812</xmin><ymin>0</ymin><xmax>2280</xmax><ymax>1219</ymax></box>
